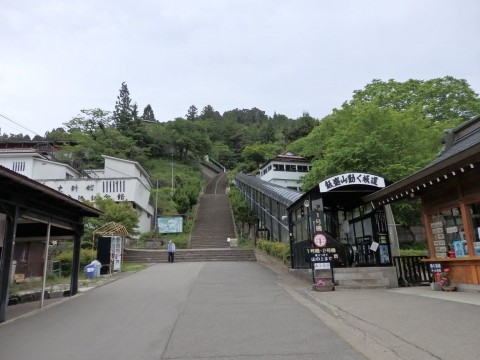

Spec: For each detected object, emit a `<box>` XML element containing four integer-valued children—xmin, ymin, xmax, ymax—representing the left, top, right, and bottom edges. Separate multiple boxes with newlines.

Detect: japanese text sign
<box><xmin>319</xmin><ymin>173</ymin><xmax>385</xmax><ymax>192</ymax></box>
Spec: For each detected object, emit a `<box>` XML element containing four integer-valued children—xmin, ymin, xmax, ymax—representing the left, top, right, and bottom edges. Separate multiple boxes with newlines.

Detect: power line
<box><xmin>0</xmin><ymin>113</ymin><xmax>43</xmax><ymax>138</ymax></box>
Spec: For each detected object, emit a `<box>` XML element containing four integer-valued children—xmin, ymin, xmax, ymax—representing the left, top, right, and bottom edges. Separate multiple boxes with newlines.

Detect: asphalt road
<box><xmin>0</xmin><ymin>262</ymin><xmax>365</xmax><ymax>360</ymax></box>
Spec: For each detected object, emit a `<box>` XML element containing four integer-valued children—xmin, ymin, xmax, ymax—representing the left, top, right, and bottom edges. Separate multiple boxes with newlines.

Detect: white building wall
<box><xmin>103</xmin><ymin>156</ymin><xmax>151</xmax><ymax>188</ymax></box>
<box><xmin>261</xmin><ymin>168</ymin><xmax>306</xmax><ymax>182</ymax></box>
<box><xmin>1</xmin><ymin>152</ymin><xmax>154</xmax><ymax>234</ymax></box>
<box><xmin>259</xmin><ymin>161</ymin><xmax>310</xmax><ymax>190</ymax></box>
<box><xmin>32</xmin><ymin>158</ymin><xmax>80</xmax><ymax>180</ymax></box>
<box><xmin>137</xmin><ymin>210</ymin><xmax>153</xmax><ymax>234</ymax></box>
<box><xmin>0</xmin><ymin>154</ymin><xmax>37</xmax><ymax>178</ymax></box>
<box><xmin>40</xmin><ymin>177</ymin><xmax>154</xmax><ymax>234</ymax></box>
<box><xmin>104</xmin><ymin>157</ymin><xmax>136</xmax><ymax>177</ymax></box>
<box><xmin>268</xmin><ymin>178</ymin><xmax>305</xmax><ymax>189</ymax></box>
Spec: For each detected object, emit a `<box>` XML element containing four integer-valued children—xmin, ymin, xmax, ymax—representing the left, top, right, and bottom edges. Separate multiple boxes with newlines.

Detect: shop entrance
<box><xmin>289</xmin><ymin>172</ymin><xmax>396</xmax><ymax>270</ymax></box>
<box><xmin>348</xmin><ymin>208</ymin><xmax>392</xmax><ymax>266</ymax></box>
<box><xmin>354</xmin><ymin>235</ymin><xmax>375</xmax><ymax>266</ymax></box>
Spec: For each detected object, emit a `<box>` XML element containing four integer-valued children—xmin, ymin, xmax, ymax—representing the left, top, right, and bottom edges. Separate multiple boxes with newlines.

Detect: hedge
<box><xmin>257</xmin><ymin>240</ymin><xmax>290</xmax><ymax>264</ymax></box>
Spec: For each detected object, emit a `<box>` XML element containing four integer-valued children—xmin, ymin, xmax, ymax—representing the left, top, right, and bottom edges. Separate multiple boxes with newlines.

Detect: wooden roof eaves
<box><xmin>0</xmin><ymin>165</ymin><xmax>102</xmax><ymax>217</ymax></box>
<box><xmin>363</xmin><ymin>142</ymin><xmax>480</xmax><ymax>206</ymax></box>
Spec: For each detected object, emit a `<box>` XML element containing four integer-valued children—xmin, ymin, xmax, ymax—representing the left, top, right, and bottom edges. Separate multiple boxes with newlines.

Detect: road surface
<box><xmin>0</xmin><ymin>261</ymin><xmax>365</xmax><ymax>360</ymax></box>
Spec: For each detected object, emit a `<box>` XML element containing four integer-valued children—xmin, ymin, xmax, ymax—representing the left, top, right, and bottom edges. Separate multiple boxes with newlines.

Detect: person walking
<box><xmin>167</xmin><ymin>240</ymin><xmax>176</xmax><ymax>263</ymax></box>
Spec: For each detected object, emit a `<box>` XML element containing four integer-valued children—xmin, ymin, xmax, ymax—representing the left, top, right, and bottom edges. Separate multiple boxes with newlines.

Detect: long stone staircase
<box><xmin>124</xmin><ymin>167</ymin><xmax>256</xmax><ymax>263</ymax></box>
<box><xmin>190</xmin><ymin>172</ymin><xmax>235</xmax><ymax>248</ymax></box>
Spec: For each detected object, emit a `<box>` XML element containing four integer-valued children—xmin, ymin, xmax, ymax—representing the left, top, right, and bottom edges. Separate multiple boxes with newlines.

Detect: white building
<box><xmin>0</xmin><ymin>150</ymin><xmax>154</xmax><ymax>234</ymax></box>
<box><xmin>259</xmin><ymin>151</ymin><xmax>311</xmax><ymax>191</ymax></box>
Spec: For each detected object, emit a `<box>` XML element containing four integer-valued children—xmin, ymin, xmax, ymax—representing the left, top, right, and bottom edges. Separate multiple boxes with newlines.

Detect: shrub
<box><xmin>257</xmin><ymin>240</ymin><xmax>290</xmax><ymax>264</ymax></box>
<box><xmin>399</xmin><ymin>249</ymin><xmax>428</xmax><ymax>256</ymax></box>
<box><xmin>53</xmin><ymin>249</ymin><xmax>97</xmax><ymax>277</ymax></box>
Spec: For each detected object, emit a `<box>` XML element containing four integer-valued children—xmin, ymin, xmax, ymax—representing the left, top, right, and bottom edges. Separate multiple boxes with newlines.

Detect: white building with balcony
<box><xmin>0</xmin><ymin>151</ymin><xmax>154</xmax><ymax>234</ymax></box>
<box><xmin>259</xmin><ymin>151</ymin><xmax>311</xmax><ymax>191</ymax></box>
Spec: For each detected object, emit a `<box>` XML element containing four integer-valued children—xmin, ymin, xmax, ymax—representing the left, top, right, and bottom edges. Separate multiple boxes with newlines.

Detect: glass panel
<box><xmin>468</xmin><ymin>203</ymin><xmax>480</xmax><ymax>256</ymax></box>
<box><xmin>294</xmin><ymin>221</ymin><xmax>300</xmax><ymax>243</ymax></box>
<box><xmin>354</xmin><ymin>221</ymin><xmax>363</xmax><ymax>238</ymax></box>
<box><xmin>353</xmin><ymin>207</ymin><xmax>360</xmax><ymax>218</ymax></box>
<box><xmin>302</xmin><ymin>217</ymin><xmax>309</xmax><ymax>242</ymax></box>
<box><xmin>429</xmin><ymin>207</ymin><xmax>464</xmax><ymax>259</ymax></box>
<box><xmin>362</xmin><ymin>218</ymin><xmax>373</xmax><ymax>237</ymax></box>
<box><xmin>365</xmin><ymin>202</ymin><xmax>372</xmax><ymax>213</ymax></box>
<box><xmin>349</xmin><ymin>223</ymin><xmax>355</xmax><ymax>241</ymax></box>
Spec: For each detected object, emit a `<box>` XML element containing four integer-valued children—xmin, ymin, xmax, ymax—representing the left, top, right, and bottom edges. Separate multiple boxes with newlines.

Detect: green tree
<box><xmin>223</xmin><ymin>108</ymin><xmax>268</xmax><ymax>124</ymax></box>
<box><xmin>283</xmin><ymin>112</ymin><xmax>318</xmax><ymax>143</ymax></box>
<box><xmin>82</xmin><ymin>195</ymin><xmax>140</xmax><ymax>245</ymax></box>
<box><xmin>349</xmin><ymin>77</ymin><xmax>480</xmax><ymax>122</ymax></box>
<box><xmin>142</xmin><ymin>104</ymin><xmax>156</xmax><ymax>122</ymax></box>
<box><xmin>0</xmin><ymin>133</ymin><xmax>31</xmax><ymax>141</ymax></box>
<box><xmin>210</xmin><ymin>141</ymin><xmax>236</xmax><ymax>170</ymax></box>
<box><xmin>113</xmin><ymin>82</ymin><xmax>134</xmax><ymax>133</ymax></box>
<box><xmin>186</xmin><ymin>105</ymin><xmax>198</xmax><ymax>121</ymax></box>
<box><xmin>132</xmin><ymin>102</ymin><xmax>139</xmax><ymax>122</ymax></box>
<box><xmin>44</xmin><ymin>127</ymin><xmax>73</xmax><ymax>141</ymax></box>
<box><xmin>144</xmin><ymin>122</ymin><xmax>175</xmax><ymax>157</ymax></box>
<box><xmin>166</xmin><ymin>119</ymin><xmax>211</xmax><ymax>159</ymax></box>
<box><xmin>259</xmin><ymin>119</ymin><xmax>276</xmax><ymax>143</ymax></box>
<box><xmin>292</xmin><ymin>103</ymin><xmax>456</xmax><ymax>189</ymax></box>
<box><xmin>63</xmin><ymin>109</ymin><xmax>112</xmax><ymax>134</ymax></box>
<box><xmin>56</xmin><ymin>127</ymin><xmax>150</xmax><ymax>168</ymax></box>
<box><xmin>229</xmin><ymin>187</ymin><xmax>257</xmax><ymax>239</ymax></box>
<box><xmin>200</xmin><ymin>105</ymin><xmax>221</xmax><ymax>121</ymax></box>
<box><xmin>241</xmin><ymin>143</ymin><xmax>284</xmax><ymax>173</ymax></box>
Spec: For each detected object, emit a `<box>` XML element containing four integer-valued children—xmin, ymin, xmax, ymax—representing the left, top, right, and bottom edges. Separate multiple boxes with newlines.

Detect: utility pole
<box><xmin>171</xmin><ymin>154</ymin><xmax>174</xmax><ymax>196</ymax></box>
<box><xmin>155</xmin><ymin>179</ymin><xmax>159</xmax><ymax>229</ymax></box>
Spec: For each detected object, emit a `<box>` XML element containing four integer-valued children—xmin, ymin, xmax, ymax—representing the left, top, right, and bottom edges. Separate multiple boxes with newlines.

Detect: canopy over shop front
<box><xmin>364</xmin><ymin>115</ymin><xmax>480</xmax><ymax>288</ymax></box>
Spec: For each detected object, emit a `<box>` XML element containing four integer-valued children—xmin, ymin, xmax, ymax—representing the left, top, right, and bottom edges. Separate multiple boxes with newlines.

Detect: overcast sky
<box><xmin>1</xmin><ymin>0</ymin><xmax>479</xmax><ymax>137</ymax></box>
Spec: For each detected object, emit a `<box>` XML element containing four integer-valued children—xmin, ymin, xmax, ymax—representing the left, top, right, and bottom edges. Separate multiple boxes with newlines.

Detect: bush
<box><xmin>399</xmin><ymin>241</ymin><xmax>427</xmax><ymax>250</ymax></box>
<box><xmin>399</xmin><ymin>241</ymin><xmax>428</xmax><ymax>256</ymax></box>
<box><xmin>399</xmin><ymin>249</ymin><xmax>428</xmax><ymax>256</ymax></box>
<box><xmin>53</xmin><ymin>249</ymin><xmax>97</xmax><ymax>277</ymax></box>
<box><xmin>257</xmin><ymin>240</ymin><xmax>290</xmax><ymax>264</ymax></box>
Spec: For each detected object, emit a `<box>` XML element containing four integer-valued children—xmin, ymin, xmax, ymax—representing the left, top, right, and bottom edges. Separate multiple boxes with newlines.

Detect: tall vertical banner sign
<box><xmin>110</xmin><ymin>236</ymin><xmax>122</xmax><ymax>271</ymax></box>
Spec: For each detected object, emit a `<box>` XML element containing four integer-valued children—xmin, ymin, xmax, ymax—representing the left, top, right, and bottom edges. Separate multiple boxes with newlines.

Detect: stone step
<box><xmin>331</xmin><ymin>266</ymin><xmax>396</xmax><ymax>289</ymax></box>
<box><xmin>334</xmin><ymin>271</ymin><xmax>386</xmax><ymax>280</ymax></box>
<box><xmin>124</xmin><ymin>248</ymin><xmax>256</xmax><ymax>263</ymax></box>
<box><xmin>334</xmin><ymin>284</ymin><xmax>389</xmax><ymax>290</ymax></box>
<box><xmin>336</xmin><ymin>278</ymin><xmax>390</xmax><ymax>287</ymax></box>
<box><xmin>189</xmin><ymin>173</ymin><xmax>236</xmax><ymax>250</ymax></box>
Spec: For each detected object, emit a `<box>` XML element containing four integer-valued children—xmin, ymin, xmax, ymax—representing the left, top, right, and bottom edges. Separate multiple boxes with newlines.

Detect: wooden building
<box><xmin>0</xmin><ymin>165</ymin><xmax>102</xmax><ymax>322</ymax></box>
<box><xmin>364</xmin><ymin>115</ymin><xmax>480</xmax><ymax>291</ymax></box>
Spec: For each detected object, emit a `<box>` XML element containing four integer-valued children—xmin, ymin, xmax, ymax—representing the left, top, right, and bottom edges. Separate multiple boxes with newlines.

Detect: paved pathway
<box><xmin>0</xmin><ymin>262</ymin><xmax>364</xmax><ymax>360</ymax></box>
<box><xmin>259</xmin><ymin>254</ymin><xmax>480</xmax><ymax>360</ymax></box>
<box><xmin>4</xmin><ymin>256</ymin><xmax>480</xmax><ymax>359</ymax></box>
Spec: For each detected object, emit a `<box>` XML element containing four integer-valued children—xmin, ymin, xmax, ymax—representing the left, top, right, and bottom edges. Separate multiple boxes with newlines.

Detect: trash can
<box><xmin>91</xmin><ymin>260</ymin><xmax>102</xmax><ymax>278</ymax></box>
<box><xmin>84</xmin><ymin>264</ymin><xmax>95</xmax><ymax>279</ymax></box>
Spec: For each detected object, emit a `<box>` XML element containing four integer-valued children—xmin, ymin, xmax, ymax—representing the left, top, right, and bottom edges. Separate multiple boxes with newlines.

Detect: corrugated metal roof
<box><xmin>235</xmin><ymin>173</ymin><xmax>304</xmax><ymax>206</ymax></box>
